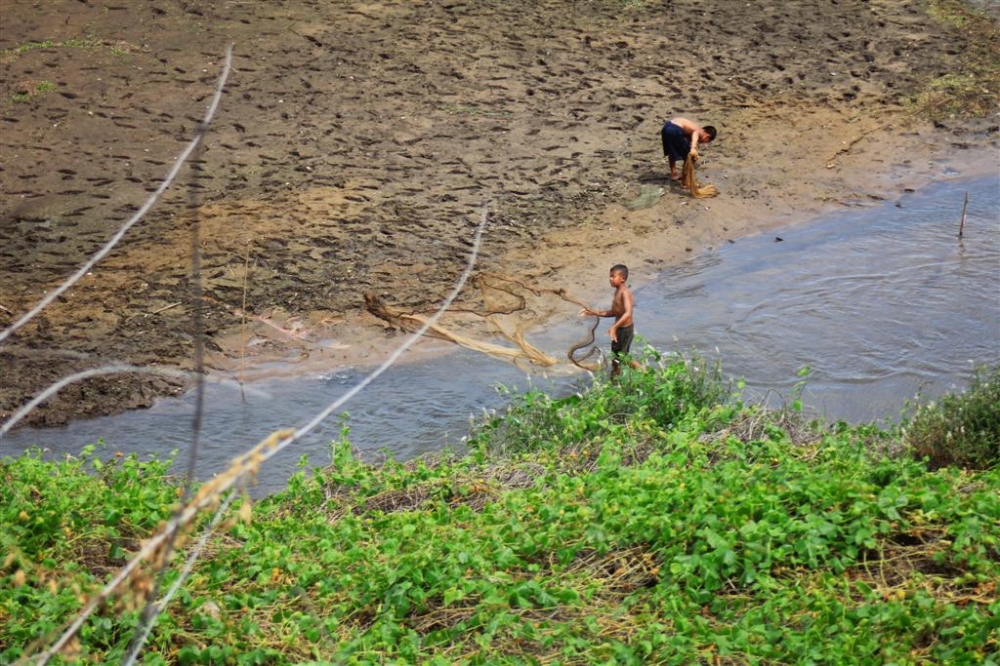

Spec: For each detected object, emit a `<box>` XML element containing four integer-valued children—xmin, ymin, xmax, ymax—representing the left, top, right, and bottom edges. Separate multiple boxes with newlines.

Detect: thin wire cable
<box><xmin>183</xmin><ymin>129</ymin><xmax>209</xmax><ymax>493</ymax></box>
<box><xmin>22</xmin><ymin>204</ymin><xmax>489</xmax><ymax>665</ymax></box>
<box><xmin>291</xmin><ymin>206</ymin><xmax>489</xmax><ymax>442</ymax></box>
<box><xmin>125</xmin><ymin>87</ymin><xmax>212</xmax><ymax>663</ymax></box>
<box><xmin>0</xmin><ymin>44</ymin><xmax>234</xmax><ymax>346</ymax></box>
<box><xmin>0</xmin><ymin>365</ymin><xmax>191</xmax><ymax>437</ymax></box>
<box><xmin>120</xmin><ymin>490</ymin><xmax>239</xmax><ymax>666</ymax></box>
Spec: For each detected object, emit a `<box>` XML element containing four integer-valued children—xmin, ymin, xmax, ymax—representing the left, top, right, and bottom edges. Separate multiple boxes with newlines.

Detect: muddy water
<box><xmin>3</xmin><ymin>175</ymin><xmax>998</xmax><ymax>494</ymax></box>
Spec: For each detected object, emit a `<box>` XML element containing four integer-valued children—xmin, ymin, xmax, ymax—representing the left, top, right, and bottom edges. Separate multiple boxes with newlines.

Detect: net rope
<box><xmin>365</xmin><ymin>272</ymin><xmax>604</xmax><ymax>373</ymax></box>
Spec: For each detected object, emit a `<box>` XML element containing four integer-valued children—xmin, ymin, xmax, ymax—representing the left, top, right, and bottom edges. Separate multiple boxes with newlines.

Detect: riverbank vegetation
<box><xmin>2</xmin><ymin>354</ymin><xmax>998</xmax><ymax>664</ymax></box>
<box><xmin>918</xmin><ymin>0</ymin><xmax>1000</xmax><ymax>120</ymax></box>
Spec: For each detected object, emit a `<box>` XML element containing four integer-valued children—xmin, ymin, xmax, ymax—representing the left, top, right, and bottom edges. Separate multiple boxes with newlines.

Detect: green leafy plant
<box><xmin>902</xmin><ymin>365</ymin><xmax>1000</xmax><ymax>470</ymax></box>
<box><xmin>2</xmin><ymin>358</ymin><xmax>998</xmax><ymax>664</ymax></box>
<box><xmin>914</xmin><ymin>0</ymin><xmax>1000</xmax><ymax>120</ymax></box>
<box><xmin>0</xmin><ymin>35</ymin><xmax>121</xmax><ymax>65</ymax></box>
<box><xmin>11</xmin><ymin>80</ymin><xmax>56</xmax><ymax>103</ymax></box>
<box><xmin>469</xmin><ymin>349</ymin><xmax>731</xmax><ymax>457</ymax></box>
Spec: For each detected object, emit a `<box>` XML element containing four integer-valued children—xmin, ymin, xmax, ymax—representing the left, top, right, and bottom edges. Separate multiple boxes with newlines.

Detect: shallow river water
<box><xmin>3</xmin><ymin>174</ymin><xmax>998</xmax><ymax>494</ymax></box>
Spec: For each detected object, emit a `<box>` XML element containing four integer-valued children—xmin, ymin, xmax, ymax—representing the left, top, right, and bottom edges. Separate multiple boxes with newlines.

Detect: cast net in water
<box><xmin>364</xmin><ymin>273</ymin><xmax>604</xmax><ymax>373</ymax></box>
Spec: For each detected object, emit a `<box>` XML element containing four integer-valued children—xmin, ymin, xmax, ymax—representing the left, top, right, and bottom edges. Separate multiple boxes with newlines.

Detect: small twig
<box><xmin>240</xmin><ymin>242</ymin><xmax>252</xmax><ymax>398</ymax></box>
<box><xmin>0</xmin><ymin>303</ymin><xmax>12</xmax><ymax>315</ymax></box>
<box><xmin>826</xmin><ymin>134</ymin><xmax>866</xmax><ymax>167</ymax></box>
<box><xmin>958</xmin><ymin>191</ymin><xmax>968</xmax><ymax>239</ymax></box>
<box><xmin>150</xmin><ymin>302</ymin><xmax>182</xmax><ymax>315</ymax></box>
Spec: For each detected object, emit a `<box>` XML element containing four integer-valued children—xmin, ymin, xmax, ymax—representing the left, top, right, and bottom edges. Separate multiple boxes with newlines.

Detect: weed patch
<box><xmin>915</xmin><ymin>0</ymin><xmax>1000</xmax><ymax>120</ymax></box>
<box><xmin>0</xmin><ymin>36</ymin><xmax>144</xmax><ymax>66</ymax></box>
<box><xmin>903</xmin><ymin>365</ymin><xmax>1000</xmax><ymax>470</ymax></box>
<box><xmin>2</xmin><ymin>358</ymin><xmax>998</xmax><ymax>664</ymax></box>
<box><xmin>10</xmin><ymin>79</ymin><xmax>56</xmax><ymax>103</ymax></box>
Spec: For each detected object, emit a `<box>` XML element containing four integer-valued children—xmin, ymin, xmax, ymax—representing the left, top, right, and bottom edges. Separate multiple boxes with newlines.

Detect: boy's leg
<box><xmin>610</xmin><ymin>339</ymin><xmax>623</xmax><ymax>379</ymax></box>
<box><xmin>662</xmin><ymin>123</ymin><xmax>686</xmax><ymax>181</ymax></box>
<box><xmin>662</xmin><ymin>124</ymin><xmax>681</xmax><ymax>181</ymax></box>
<box><xmin>610</xmin><ymin>326</ymin><xmax>635</xmax><ymax>378</ymax></box>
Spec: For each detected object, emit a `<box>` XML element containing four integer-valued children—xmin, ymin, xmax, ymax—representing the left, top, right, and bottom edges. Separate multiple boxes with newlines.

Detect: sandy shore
<box><xmin>1</xmin><ymin>0</ymin><xmax>997</xmax><ymax>427</ymax></box>
<box><xmin>199</xmin><ymin>116</ymin><xmax>999</xmax><ymax>393</ymax></box>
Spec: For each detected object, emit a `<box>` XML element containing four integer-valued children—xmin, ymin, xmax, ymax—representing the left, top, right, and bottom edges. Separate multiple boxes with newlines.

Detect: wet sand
<box><xmin>1</xmin><ymin>0</ymin><xmax>997</xmax><ymax>427</ymax></box>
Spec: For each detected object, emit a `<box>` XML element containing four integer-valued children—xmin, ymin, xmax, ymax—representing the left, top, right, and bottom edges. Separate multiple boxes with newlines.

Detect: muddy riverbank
<box><xmin>1</xmin><ymin>0</ymin><xmax>997</xmax><ymax>428</ymax></box>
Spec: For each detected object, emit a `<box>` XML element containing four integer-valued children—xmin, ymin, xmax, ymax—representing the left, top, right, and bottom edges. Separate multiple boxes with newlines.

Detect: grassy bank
<box><xmin>2</xmin><ymin>355</ymin><xmax>998</xmax><ymax>665</ymax></box>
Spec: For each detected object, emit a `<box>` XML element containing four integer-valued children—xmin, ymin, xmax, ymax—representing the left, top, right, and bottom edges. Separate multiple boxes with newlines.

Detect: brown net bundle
<box><xmin>364</xmin><ymin>273</ymin><xmax>605</xmax><ymax>373</ymax></box>
<box><xmin>364</xmin><ymin>292</ymin><xmax>559</xmax><ymax>368</ymax></box>
<box><xmin>681</xmin><ymin>154</ymin><xmax>718</xmax><ymax>198</ymax></box>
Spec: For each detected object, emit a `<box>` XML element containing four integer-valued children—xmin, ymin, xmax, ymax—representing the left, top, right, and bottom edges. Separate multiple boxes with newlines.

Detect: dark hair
<box><xmin>703</xmin><ymin>125</ymin><xmax>718</xmax><ymax>141</ymax></box>
<box><xmin>611</xmin><ymin>264</ymin><xmax>629</xmax><ymax>280</ymax></box>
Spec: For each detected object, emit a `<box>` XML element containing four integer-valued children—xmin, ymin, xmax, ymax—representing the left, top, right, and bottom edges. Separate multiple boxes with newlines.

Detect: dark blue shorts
<box><xmin>661</xmin><ymin>122</ymin><xmax>691</xmax><ymax>161</ymax></box>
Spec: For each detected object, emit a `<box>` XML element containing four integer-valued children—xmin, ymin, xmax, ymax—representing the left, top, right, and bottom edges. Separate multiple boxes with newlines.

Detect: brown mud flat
<box><xmin>1</xmin><ymin>0</ymin><xmax>997</xmax><ymax>429</ymax></box>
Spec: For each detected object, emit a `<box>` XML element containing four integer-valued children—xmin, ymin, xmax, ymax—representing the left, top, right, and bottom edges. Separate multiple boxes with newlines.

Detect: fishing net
<box><xmin>364</xmin><ymin>273</ymin><xmax>604</xmax><ymax>373</ymax></box>
<box><xmin>682</xmin><ymin>154</ymin><xmax>718</xmax><ymax>198</ymax></box>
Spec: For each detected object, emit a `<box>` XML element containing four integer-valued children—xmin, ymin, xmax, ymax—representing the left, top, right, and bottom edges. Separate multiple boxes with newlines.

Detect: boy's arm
<box><xmin>690</xmin><ymin>129</ymin><xmax>703</xmax><ymax>157</ymax></box>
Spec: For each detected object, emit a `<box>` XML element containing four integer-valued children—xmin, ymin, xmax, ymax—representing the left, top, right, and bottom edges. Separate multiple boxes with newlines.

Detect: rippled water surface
<box><xmin>3</xmin><ymin>175</ymin><xmax>998</xmax><ymax>493</ymax></box>
<box><xmin>642</xmin><ymin>175</ymin><xmax>999</xmax><ymax>422</ymax></box>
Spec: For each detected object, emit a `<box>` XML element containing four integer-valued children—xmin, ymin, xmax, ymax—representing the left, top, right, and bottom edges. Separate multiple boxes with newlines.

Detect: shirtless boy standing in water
<box><xmin>580</xmin><ymin>264</ymin><xmax>641</xmax><ymax>378</ymax></box>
